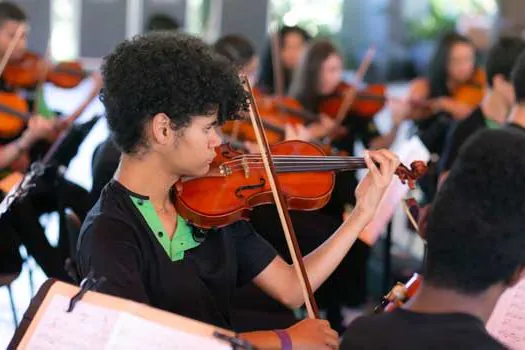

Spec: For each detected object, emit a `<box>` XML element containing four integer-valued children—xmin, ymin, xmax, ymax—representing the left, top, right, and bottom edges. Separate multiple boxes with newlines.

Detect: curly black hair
<box><xmin>100</xmin><ymin>31</ymin><xmax>248</xmax><ymax>154</ymax></box>
<box><xmin>425</xmin><ymin>128</ymin><xmax>525</xmax><ymax>294</ymax></box>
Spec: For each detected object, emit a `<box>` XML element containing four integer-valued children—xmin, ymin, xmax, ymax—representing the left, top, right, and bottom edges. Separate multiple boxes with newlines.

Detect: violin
<box><xmin>3</xmin><ymin>51</ymin><xmax>87</xmax><ymax>89</ymax></box>
<box><xmin>175</xmin><ymin>140</ymin><xmax>427</xmax><ymax>229</ymax></box>
<box><xmin>0</xmin><ymin>91</ymin><xmax>31</xmax><ymax>138</ymax></box>
<box><xmin>449</xmin><ymin>68</ymin><xmax>486</xmax><ymax>107</ymax></box>
<box><xmin>374</xmin><ymin>273</ymin><xmax>423</xmax><ymax>313</ymax></box>
<box><xmin>319</xmin><ymin>81</ymin><xmax>387</xmax><ymax>119</ymax></box>
<box><xmin>221</xmin><ymin>88</ymin><xmax>319</xmax><ymax>144</ymax></box>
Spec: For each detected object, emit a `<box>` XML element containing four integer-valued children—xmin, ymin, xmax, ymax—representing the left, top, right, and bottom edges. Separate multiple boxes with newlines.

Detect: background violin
<box><xmin>319</xmin><ymin>81</ymin><xmax>387</xmax><ymax>119</ymax></box>
<box><xmin>0</xmin><ymin>91</ymin><xmax>31</xmax><ymax>139</ymax></box>
<box><xmin>175</xmin><ymin>140</ymin><xmax>427</xmax><ymax>229</ymax></box>
<box><xmin>3</xmin><ymin>51</ymin><xmax>88</xmax><ymax>89</ymax></box>
<box><xmin>449</xmin><ymin>68</ymin><xmax>486</xmax><ymax>107</ymax></box>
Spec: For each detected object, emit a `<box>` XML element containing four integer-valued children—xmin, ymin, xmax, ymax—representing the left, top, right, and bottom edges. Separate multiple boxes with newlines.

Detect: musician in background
<box><xmin>257</xmin><ymin>25</ymin><xmax>311</xmax><ymax>95</ymax></box>
<box><xmin>78</xmin><ymin>31</ymin><xmax>399</xmax><ymax>349</ymax></box>
<box><xmin>0</xmin><ymin>116</ymin><xmax>54</xmax><ymax>274</ymax></box>
<box><xmin>397</xmin><ymin>32</ymin><xmax>486</xmax><ymax>205</ymax></box>
<box><xmin>342</xmin><ymin>128</ymin><xmax>525</xmax><ymax>349</ymax></box>
<box><xmin>439</xmin><ymin>36</ymin><xmax>525</xmax><ymax>184</ymax></box>
<box><xmin>0</xmin><ymin>2</ymin><xmax>92</xmax><ymax>282</ymax></box>
<box><xmin>289</xmin><ymin>39</ymin><xmax>402</xmax><ymax>220</ymax></box>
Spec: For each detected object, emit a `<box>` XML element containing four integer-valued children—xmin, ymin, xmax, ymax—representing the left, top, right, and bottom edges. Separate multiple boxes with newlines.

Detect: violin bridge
<box><xmin>242</xmin><ymin>156</ymin><xmax>250</xmax><ymax>178</ymax></box>
<box><xmin>219</xmin><ymin>164</ymin><xmax>232</xmax><ymax>176</ymax></box>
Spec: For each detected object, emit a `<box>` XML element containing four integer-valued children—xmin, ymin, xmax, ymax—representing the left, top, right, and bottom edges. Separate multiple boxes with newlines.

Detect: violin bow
<box><xmin>243</xmin><ymin>75</ymin><xmax>320</xmax><ymax>319</ymax></box>
<box><xmin>0</xmin><ymin>23</ymin><xmax>27</xmax><ymax>76</ymax></box>
<box><xmin>325</xmin><ymin>45</ymin><xmax>376</xmax><ymax>143</ymax></box>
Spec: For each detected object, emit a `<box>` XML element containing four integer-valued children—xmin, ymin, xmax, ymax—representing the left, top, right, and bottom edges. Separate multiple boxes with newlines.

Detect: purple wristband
<box><xmin>273</xmin><ymin>329</ymin><xmax>292</xmax><ymax>350</ymax></box>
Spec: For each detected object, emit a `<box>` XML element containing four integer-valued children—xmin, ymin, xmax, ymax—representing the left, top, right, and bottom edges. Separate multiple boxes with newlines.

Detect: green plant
<box><xmin>405</xmin><ymin>1</ymin><xmax>457</xmax><ymax>44</ymax></box>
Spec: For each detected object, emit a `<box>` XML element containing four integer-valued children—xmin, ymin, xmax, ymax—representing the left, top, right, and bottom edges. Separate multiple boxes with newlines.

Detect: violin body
<box><xmin>177</xmin><ymin>139</ymin><xmax>426</xmax><ymax>229</ymax></box>
<box><xmin>319</xmin><ymin>81</ymin><xmax>387</xmax><ymax>119</ymax></box>
<box><xmin>0</xmin><ymin>91</ymin><xmax>30</xmax><ymax>138</ymax></box>
<box><xmin>3</xmin><ymin>51</ymin><xmax>86</xmax><ymax>89</ymax></box>
<box><xmin>450</xmin><ymin>68</ymin><xmax>486</xmax><ymax>107</ymax></box>
<box><xmin>176</xmin><ymin>140</ymin><xmax>335</xmax><ymax>229</ymax></box>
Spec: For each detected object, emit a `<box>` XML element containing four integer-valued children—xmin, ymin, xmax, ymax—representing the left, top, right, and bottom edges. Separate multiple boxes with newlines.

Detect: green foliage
<box><xmin>405</xmin><ymin>1</ymin><xmax>457</xmax><ymax>44</ymax></box>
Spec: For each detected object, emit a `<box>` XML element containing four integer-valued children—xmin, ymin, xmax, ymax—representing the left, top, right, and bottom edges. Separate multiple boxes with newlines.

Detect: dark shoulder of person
<box><xmin>504</xmin><ymin>122</ymin><xmax>525</xmax><ymax>135</ymax></box>
<box><xmin>77</xmin><ymin>180</ymin><xmax>141</xmax><ymax>279</ymax></box>
<box><xmin>441</xmin><ymin>107</ymin><xmax>486</xmax><ymax>172</ymax></box>
<box><xmin>340</xmin><ymin>309</ymin><xmax>507</xmax><ymax>350</ymax></box>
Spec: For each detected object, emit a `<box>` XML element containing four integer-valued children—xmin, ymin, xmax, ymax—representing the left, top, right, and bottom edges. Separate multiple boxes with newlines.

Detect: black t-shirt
<box><xmin>440</xmin><ymin>107</ymin><xmax>489</xmax><ymax>173</ymax></box>
<box><xmin>77</xmin><ymin>180</ymin><xmax>278</xmax><ymax>329</ymax></box>
<box><xmin>341</xmin><ymin>308</ymin><xmax>507</xmax><ymax>350</ymax></box>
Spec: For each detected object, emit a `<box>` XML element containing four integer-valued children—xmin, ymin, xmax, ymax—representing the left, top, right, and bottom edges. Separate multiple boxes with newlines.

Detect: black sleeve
<box><xmin>351</xmin><ymin>116</ymin><xmax>381</xmax><ymax>148</ymax></box>
<box><xmin>231</xmin><ymin>220</ymin><xmax>278</xmax><ymax>286</ymax></box>
<box><xmin>77</xmin><ymin>216</ymin><xmax>150</xmax><ymax>304</ymax></box>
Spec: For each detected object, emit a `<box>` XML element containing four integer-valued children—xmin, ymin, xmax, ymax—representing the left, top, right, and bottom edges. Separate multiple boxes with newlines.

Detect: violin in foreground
<box><xmin>175</xmin><ymin>140</ymin><xmax>427</xmax><ymax>229</ymax></box>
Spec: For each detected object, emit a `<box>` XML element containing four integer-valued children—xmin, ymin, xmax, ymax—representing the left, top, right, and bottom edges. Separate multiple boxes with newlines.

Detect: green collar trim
<box><xmin>130</xmin><ymin>195</ymin><xmax>200</xmax><ymax>262</ymax></box>
<box><xmin>484</xmin><ymin>117</ymin><xmax>501</xmax><ymax>129</ymax></box>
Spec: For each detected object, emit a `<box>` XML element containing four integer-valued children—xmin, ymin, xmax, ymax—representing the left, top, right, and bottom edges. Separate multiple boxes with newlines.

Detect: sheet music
<box><xmin>25</xmin><ymin>294</ymin><xmax>232</xmax><ymax>349</ymax></box>
<box><xmin>106</xmin><ymin>313</ymin><xmax>231</xmax><ymax>350</ymax></box>
<box><xmin>487</xmin><ymin>279</ymin><xmax>525</xmax><ymax>349</ymax></box>
<box><xmin>26</xmin><ymin>295</ymin><xmax>121</xmax><ymax>349</ymax></box>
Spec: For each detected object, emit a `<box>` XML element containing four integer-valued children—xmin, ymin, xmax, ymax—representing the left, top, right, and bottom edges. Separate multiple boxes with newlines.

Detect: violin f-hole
<box><xmin>234</xmin><ymin>177</ymin><xmax>266</xmax><ymax>199</ymax></box>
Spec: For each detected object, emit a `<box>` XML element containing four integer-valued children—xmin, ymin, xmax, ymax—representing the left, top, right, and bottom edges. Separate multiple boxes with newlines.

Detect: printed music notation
<box><xmin>26</xmin><ymin>295</ymin><xmax>120</xmax><ymax>349</ymax></box>
<box><xmin>487</xmin><ymin>280</ymin><xmax>525</xmax><ymax>349</ymax></box>
<box><xmin>25</xmin><ymin>295</ymin><xmax>231</xmax><ymax>349</ymax></box>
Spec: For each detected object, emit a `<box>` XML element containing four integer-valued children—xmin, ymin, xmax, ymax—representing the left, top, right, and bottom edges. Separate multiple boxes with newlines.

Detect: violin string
<box><xmin>222</xmin><ymin>164</ymin><xmax>367</xmax><ymax>173</ymax></box>
<box><xmin>221</xmin><ymin>160</ymin><xmax>367</xmax><ymax>170</ymax></box>
<box><xmin>220</xmin><ymin>161</ymin><xmax>367</xmax><ymax>172</ymax></box>
<box><xmin>222</xmin><ymin>160</ymin><xmax>367</xmax><ymax>173</ymax></box>
<box><xmin>219</xmin><ymin>156</ymin><xmax>366</xmax><ymax>166</ymax></box>
<box><xmin>219</xmin><ymin>155</ymin><xmax>366</xmax><ymax>167</ymax></box>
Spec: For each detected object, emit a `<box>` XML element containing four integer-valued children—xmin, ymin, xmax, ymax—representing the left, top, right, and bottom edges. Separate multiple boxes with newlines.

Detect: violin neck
<box><xmin>274</xmin><ymin>155</ymin><xmax>366</xmax><ymax>173</ymax></box>
<box><xmin>275</xmin><ymin>104</ymin><xmax>319</xmax><ymax>123</ymax></box>
<box><xmin>55</xmin><ymin>65</ymin><xmax>86</xmax><ymax>78</ymax></box>
<box><xmin>261</xmin><ymin>119</ymin><xmax>285</xmax><ymax>136</ymax></box>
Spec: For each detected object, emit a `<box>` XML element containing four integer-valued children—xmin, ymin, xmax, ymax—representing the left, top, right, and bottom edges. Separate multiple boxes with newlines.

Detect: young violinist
<box><xmin>342</xmin><ymin>128</ymin><xmax>525</xmax><ymax>349</ymax></box>
<box><xmin>257</xmin><ymin>25</ymin><xmax>311</xmax><ymax>95</ymax></box>
<box><xmin>77</xmin><ymin>31</ymin><xmax>400</xmax><ymax>349</ymax></box>
<box><xmin>438</xmin><ymin>37</ymin><xmax>525</xmax><ymax>183</ymax></box>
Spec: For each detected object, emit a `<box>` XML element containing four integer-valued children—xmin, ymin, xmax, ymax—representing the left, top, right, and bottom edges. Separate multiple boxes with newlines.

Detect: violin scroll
<box><xmin>395</xmin><ymin>161</ymin><xmax>427</xmax><ymax>189</ymax></box>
